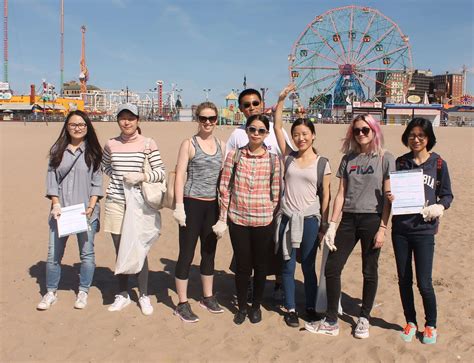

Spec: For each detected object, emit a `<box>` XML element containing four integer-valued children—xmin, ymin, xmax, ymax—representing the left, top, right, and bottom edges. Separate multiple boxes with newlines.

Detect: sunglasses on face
<box><xmin>242</xmin><ymin>100</ymin><xmax>261</xmax><ymax>109</ymax></box>
<box><xmin>198</xmin><ymin>115</ymin><xmax>218</xmax><ymax>123</ymax></box>
<box><xmin>353</xmin><ymin>127</ymin><xmax>371</xmax><ymax>136</ymax></box>
<box><xmin>247</xmin><ymin>126</ymin><xmax>268</xmax><ymax>135</ymax></box>
<box><xmin>408</xmin><ymin>133</ymin><xmax>427</xmax><ymax>141</ymax></box>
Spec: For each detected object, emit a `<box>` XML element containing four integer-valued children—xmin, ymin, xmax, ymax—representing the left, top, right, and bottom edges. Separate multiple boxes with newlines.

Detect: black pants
<box><xmin>325</xmin><ymin>212</ymin><xmax>381</xmax><ymax>322</ymax></box>
<box><xmin>175</xmin><ymin>197</ymin><xmax>219</xmax><ymax>280</ymax></box>
<box><xmin>392</xmin><ymin>233</ymin><xmax>437</xmax><ymax>328</ymax></box>
<box><xmin>111</xmin><ymin>233</ymin><xmax>149</xmax><ymax>297</ymax></box>
<box><xmin>228</xmin><ymin>221</ymin><xmax>273</xmax><ymax>311</ymax></box>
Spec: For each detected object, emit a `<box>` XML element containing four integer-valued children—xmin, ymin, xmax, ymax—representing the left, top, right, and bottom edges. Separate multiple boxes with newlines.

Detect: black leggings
<box><xmin>112</xmin><ymin>233</ymin><xmax>149</xmax><ymax>297</ymax></box>
<box><xmin>324</xmin><ymin>213</ymin><xmax>381</xmax><ymax>322</ymax></box>
<box><xmin>175</xmin><ymin>197</ymin><xmax>219</xmax><ymax>280</ymax></box>
<box><xmin>228</xmin><ymin>221</ymin><xmax>273</xmax><ymax>311</ymax></box>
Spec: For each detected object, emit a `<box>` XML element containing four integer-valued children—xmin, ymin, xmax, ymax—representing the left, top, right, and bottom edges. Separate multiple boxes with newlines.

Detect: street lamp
<box><xmin>203</xmin><ymin>88</ymin><xmax>211</xmax><ymax>101</ymax></box>
<box><xmin>260</xmin><ymin>87</ymin><xmax>268</xmax><ymax>111</ymax></box>
<box><xmin>149</xmin><ymin>88</ymin><xmax>156</xmax><ymax>120</ymax></box>
<box><xmin>121</xmin><ymin>86</ymin><xmax>129</xmax><ymax>103</ymax></box>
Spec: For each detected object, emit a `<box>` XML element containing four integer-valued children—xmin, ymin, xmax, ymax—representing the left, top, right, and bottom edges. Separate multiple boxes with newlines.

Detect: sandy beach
<box><xmin>0</xmin><ymin>121</ymin><xmax>472</xmax><ymax>362</ymax></box>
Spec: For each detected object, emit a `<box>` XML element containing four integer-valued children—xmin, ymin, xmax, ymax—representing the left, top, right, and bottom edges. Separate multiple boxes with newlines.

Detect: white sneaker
<box><xmin>138</xmin><ymin>295</ymin><xmax>154</xmax><ymax>316</ymax></box>
<box><xmin>37</xmin><ymin>291</ymin><xmax>57</xmax><ymax>310</ymax></box>
<box><xmin>74</xmin><ymin>291</ymin><xmax>88</xmax><ymax>309</ymax></box>
<box><xmin>108</xmin><ymin>294</ymin><xmax>131</xmax><ymax>312</ymax></box>
<box><xmin>354</xmin><ymin>317</ymin><xmax>370</xmax><ymax>339</ymax></box>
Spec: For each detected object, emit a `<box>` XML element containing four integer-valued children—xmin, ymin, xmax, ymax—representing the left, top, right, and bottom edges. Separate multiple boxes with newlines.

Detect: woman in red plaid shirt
<box><xmin>213</xmin><ymin>114</ymin><xmax>280</xmax><ymax>325</ymax></box>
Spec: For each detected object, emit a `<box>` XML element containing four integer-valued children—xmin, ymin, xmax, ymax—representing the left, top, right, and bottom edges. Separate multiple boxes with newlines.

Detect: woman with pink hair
<box><xmin>305</xmin><ymin>114</ymin><xmax>394</xmax><ymax>339</ymax></box>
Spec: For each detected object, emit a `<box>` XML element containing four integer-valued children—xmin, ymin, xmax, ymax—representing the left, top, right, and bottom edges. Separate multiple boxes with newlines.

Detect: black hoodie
<box><xmin>392</xmin><ymin>151</ymin><xmax>453</xmax><ymax>235</ymax></box>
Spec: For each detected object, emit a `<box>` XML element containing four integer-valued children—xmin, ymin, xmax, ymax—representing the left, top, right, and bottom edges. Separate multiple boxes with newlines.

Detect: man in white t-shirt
<box><xmin>226</xmin><ymin>88</ymin><xmax>293</xmax><ymax>302</ymax></box>
<box><xmin>226</xmin><ymin>88</ymin><xmax>293</xmax><ymax>158</ymax></box>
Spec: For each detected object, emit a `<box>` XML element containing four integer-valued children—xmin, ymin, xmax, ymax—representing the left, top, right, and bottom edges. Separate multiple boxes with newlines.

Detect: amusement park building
<box><xmin>433</xmin><ymin>73</ymin><xmax>464</xmax><ymax>105</ymax></box>
<box><xmin>407</xmin><ymin>70</ymin><xmax>434</xmax><ymax>101</ymax></box>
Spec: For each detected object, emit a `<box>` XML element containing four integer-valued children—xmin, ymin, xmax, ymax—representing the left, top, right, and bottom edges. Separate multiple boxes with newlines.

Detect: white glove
<box><xmin>50</xmin><ymin>203</ymin><xmax>61</xmax><ymax>220</ymax></box>
<box><xmin>173</xmin><ymin>203</ymin><xmax>186</xmax><ymax>227</ymax></box>
<box><xmin>123</xmin><ymin>172</ymin><xmax>147</xmax><ymax>185</ymax></box>
<box><xmin>421</xmin><ymin>204</ymin><xmax>444</xmax><ymax>222</ymax></box>
<box><xmin>212</xmin><ymin>220</ymin><xmax>228</xmax><ymax>240</ymax></box>
<box><xmin>323</xmin><ymin>221</ymin><xmax>337</xmax><ymax>252</ymax></box>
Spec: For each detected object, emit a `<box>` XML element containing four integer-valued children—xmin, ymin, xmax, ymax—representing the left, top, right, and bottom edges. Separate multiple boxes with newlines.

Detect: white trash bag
<box><xmin>315</xmin><ymin>242</ymin><xmax>343</xmax><ymax>314</ymax></box>
<box><xmin>115</xmin><ymin>183</ymin><xmax>161</xmax><ymax>275</ymax></box>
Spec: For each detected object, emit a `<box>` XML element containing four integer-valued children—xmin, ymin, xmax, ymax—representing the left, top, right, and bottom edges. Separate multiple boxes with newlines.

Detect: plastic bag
<box><xmin>115</xmin><ymin>183</ymin><xmax>161</xmax><ymax>275</ymax></box>
<box><xmin>315</xmin><ymin>242</ymin><xmax>343</xmax><ymax>314</ymax></box>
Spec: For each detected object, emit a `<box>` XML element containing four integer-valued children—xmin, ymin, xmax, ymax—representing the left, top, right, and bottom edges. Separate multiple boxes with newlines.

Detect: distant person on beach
<box><xmin>389</xmin><ymin>118</ymin><xmax>453</xmax><ymax>345</ymax></box>
<box><xmin>172</xmin><ymin>102</ymin><xmax>226</xmax><ymax>323</ymax></box>
<box><xmin>37</xmin><ymin>110</ymin><xmax>103</xmax><ymax>311</ymax></box>
<box><xmin>226</xmin><ymin>88</ymin><xmax>292</xmax><ymax>301</ymax></box>
<box><xmin>306</xmin><ymin>114</ymin><xmax>394</xmax><ymax>338</ymax></box>
<box><xmin>214</xmin><ymin>114</ymin><xmax>280</xmax><ymax>325</ymax></box>
<box><xmin>102</xmin><ymin>104</ymin><xmax>165</xmax><ymax>315</ymax></box>
<box><xmin>273</xmin><ymin>84</ymin><xmax>331</xmax><ymax>328</ymax></box>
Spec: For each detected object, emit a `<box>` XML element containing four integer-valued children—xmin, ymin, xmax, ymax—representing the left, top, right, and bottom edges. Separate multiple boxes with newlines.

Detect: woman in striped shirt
<box><xmin>102</xmin><ymin>103</ymin><xmax>165</xmax><ymax>315</ymax></box>
<box><xmin>213</xmin><ymin>114</ymin><xmax>280</xmax><ymax>325</ymax></box>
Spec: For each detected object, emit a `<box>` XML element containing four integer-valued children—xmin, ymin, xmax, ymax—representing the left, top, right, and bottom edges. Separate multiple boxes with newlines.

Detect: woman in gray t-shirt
<box><xmin>306</xmin><ymin>114</ymin><xmax>394</xmax><ymax>339</ymax></box>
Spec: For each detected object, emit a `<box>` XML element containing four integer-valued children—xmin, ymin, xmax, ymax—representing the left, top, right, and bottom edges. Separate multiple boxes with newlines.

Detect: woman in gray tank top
<box><xmin>172</xmin><ymin>102</ymin><xmax>226</xmax><ymax>323</ymax></box>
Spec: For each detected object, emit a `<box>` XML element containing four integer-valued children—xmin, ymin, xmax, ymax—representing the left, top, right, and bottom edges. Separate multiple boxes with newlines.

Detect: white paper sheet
<box><xmin>390</xmin><ymin>169</ymin><xmax>425</xmax><ymax>215</ymax></box>
<box><xmin>57</xmin><ymin>203</ymin><xmax>89</xmax><ymax>237</ymax></box>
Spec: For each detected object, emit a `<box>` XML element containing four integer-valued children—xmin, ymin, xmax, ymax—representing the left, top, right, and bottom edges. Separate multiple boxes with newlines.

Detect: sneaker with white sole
<box><xmin>138</xmin><ymin>295</ymin><xmax>154</xmax><ymax>316</ymax></box>
<box><xmin>309</xmin><ymin>318</ymin><xmax>339</xmax><ymax>336</ymax></box>
<box><xmin>174</xmin><ymin>302</ymin><xmax>199</xmax><ymax>323</ymax></box>
<box><xmin>74</xmin><ymin>291</ymin><xmax>88</xmax><ymax>309</ymax></box>
<box><xmin>200</xmin><ymin>296</ymin><xmax>224</xmax><ymax>314</ymax></box>
<box><xmin>108</xmin><ymin>294</ymin><xmax>131</xmax><ymax>312</ymax></box>
<box><xmin>304</xmin><ymin>319</ymin><xmax>322</xmax><ymax>333</ymax></box>
<box><xmin>354</xmin><ymin>317</ymin><xmax>370</xmax><ymax>339</ymax></box>
<box><xmin>37</xmin><ymin>291</ymin><xmax>57</xmax><ymax>310</ymax></box>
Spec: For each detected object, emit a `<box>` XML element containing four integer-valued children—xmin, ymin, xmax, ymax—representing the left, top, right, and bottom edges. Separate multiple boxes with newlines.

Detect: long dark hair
<box><xmin>401</xmin><ymin>117</ymin><xmax>436</xmax><ymax>151</ymax></box>
<box><xmin>49</xmin><ymin>110</ymin><xmax>103</xmax><ymax>172</ymax></box>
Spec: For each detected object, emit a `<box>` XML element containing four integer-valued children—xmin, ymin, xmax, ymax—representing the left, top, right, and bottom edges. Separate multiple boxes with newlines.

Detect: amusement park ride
<box><xmin>288</xmin><ymin>5</ymin><xmax>414</xmax><ymax>115</ymax></box>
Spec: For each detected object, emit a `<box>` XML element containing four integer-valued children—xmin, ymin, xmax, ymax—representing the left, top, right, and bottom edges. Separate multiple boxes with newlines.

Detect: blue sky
<box><xmin>9</xmin><ymin>0</ymin><xmax>474</xmax><ymax>106</ymax></box>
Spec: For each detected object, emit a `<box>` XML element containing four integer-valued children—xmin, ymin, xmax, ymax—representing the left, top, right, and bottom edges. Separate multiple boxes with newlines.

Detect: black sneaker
<box><xmin>233</xmin><ymin>310</ymin><xmax>247</xmax><ymax>325</ymax></box>
<box><xmin>174</xmin><ymin>302</ymin><xmax>199</xmax><ymax>323</ymax></box>
<box><xmin>284</xmin><ymin>311</ymin><xmax>300</xmax><ymax>328</ymax></box>
<box><xmin>248</xmin><ymin>308</ymin><xmax>262</xmax><ymax>324</ymax></box>
<box><xmin>200</xmin><ymin>296</ymin><xmax>224</xmax><ymax>314</ymax></box>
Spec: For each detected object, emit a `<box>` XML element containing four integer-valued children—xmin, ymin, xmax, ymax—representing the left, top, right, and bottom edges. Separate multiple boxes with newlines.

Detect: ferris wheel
<box><xmin>288</xmin><ymin>5</ymin><xmax>413</xmax><ymax>113</ymax></box>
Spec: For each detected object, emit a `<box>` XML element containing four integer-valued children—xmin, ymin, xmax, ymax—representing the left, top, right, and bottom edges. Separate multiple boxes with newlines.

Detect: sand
<box><xmin>0</xmin><ymin>121</ymin><xmax>473</xmax><ymax>362</ymax></box>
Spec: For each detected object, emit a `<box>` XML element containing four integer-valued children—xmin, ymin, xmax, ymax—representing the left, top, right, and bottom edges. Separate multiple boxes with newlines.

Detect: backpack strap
<box><xmin>269</xmin><ymin>152</ymin><xmax>277</xmax><ymax>202</ymax></box>
<box><xmin>228</xmin><ymin>147</ymin><xmax>243</xmax><ymax>193</ymax></box>
<box><xmin>436</xmin><ymin>156</ymin><xmax>443</xmax><ymax>196</ymax></box>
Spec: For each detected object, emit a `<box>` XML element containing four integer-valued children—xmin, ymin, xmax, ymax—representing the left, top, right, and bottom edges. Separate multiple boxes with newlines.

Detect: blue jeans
<box><xmin>280</xmin><ymin>215</ymin><xmax>319</xmax><ymax>311</ymax></box>
<box><xmin>46</xmin><ymin>219</ymin><xmax>97</xmax><ymax>293</ymax></box>
<box><xmin>392</xmin><ymin>233</ymin><xmax>437</xmax><ymax>328</ymax></box>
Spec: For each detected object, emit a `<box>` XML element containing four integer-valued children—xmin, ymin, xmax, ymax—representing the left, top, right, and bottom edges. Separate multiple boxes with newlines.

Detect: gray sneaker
<box><xmin>200</xmin><ymin>296</ymin><xmax>224</xmax><ymax>314</ymax></box>
<box><xmin>174</xmin><ymin>302</ymin><xmax>199</xmax><ymax>323</ymax></box>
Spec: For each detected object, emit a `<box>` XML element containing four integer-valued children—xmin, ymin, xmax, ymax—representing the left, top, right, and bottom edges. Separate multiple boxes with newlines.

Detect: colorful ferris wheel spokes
<box><xmin>288</xmin><ymin>5</ymin><xmax>413</xmax><ymax>113</ymax></box>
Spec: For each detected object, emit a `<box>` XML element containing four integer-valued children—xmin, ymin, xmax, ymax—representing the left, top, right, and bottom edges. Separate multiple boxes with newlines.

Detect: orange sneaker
<box><xmin>422</xmin><ymin>326</ymin><xmax>437</xmax><ymax>344</ymax></box>
<box><xmin>400</xmin><ymin>322</ymin><xmax>417</xmax><ymax>342</ymax></box>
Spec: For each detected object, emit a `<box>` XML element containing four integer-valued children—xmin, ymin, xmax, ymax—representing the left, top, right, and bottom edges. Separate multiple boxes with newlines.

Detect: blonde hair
<box><xmin>195</xmin><ymin>101</ymin><xmax>218</xmax><ymax>119</ymax></box>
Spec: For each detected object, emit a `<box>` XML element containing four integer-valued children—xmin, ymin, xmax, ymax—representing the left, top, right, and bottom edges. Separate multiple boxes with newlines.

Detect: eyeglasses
<box><xmin>353</xmin><ymin>127</ymin><xmax>371</xmax><ymax>136</ymax></box>
<box><xmin>67</xmin><ymin>123</ymin><xmax>87</xmax><ymax>129</ymax></box>
<box><xmin>242</xmin><ymin>100</ymin><xmax>261</xmax><ymax>109</ymax></box>
<box><xmin>198</xmin><ymin>115</ymin><xmax>218</xmax><ymax>123</ymax></box>
<box><xmin>408</xmin><ymin>133</ymin><xmax>427</xmax><ymax>141</ymax></box>
<box><xmin>247</xmin><ymin>126</ymin><xmax>268</xmax><ymax>135</ymax></box>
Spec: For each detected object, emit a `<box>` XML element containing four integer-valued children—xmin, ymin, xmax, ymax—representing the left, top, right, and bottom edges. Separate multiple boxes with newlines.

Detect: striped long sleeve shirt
<box><xmin>102</xmin><ymin>133</ymin><xmax>165</xmax><ymax>201</ymax></box>
<box><xmin>219</xmin><ymin>147</ymin><xmax>280</xmax><ymax>227</ymax></box>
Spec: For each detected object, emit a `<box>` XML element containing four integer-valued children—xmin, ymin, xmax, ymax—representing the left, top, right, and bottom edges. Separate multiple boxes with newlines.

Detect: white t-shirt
<box><xmin>225</xmin><ymin>121</ymin><xmax>294</xmax><ymax>158</ymax></box>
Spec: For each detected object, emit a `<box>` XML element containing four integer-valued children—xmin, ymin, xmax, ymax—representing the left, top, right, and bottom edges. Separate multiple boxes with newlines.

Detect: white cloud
<box><xmin>162</xmin><ymin>5</ymin><xmax>206</xmax><ymax>42</ymax></box>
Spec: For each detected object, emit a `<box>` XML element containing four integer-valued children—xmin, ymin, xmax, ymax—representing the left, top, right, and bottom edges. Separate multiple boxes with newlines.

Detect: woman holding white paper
<box><xmin>38</xmin><ymin>110</ymin><xmax>103</xmax><ymax>311</ymax></box>
<box><xmin>102</xmin><ymin>104</ymin><xmax>165</xmax><ymax>316</ymax></box>
<box><xmin>390</xmin><ymin>118</ymin><xmax>453</xmax><ymax>345</ymax></box>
